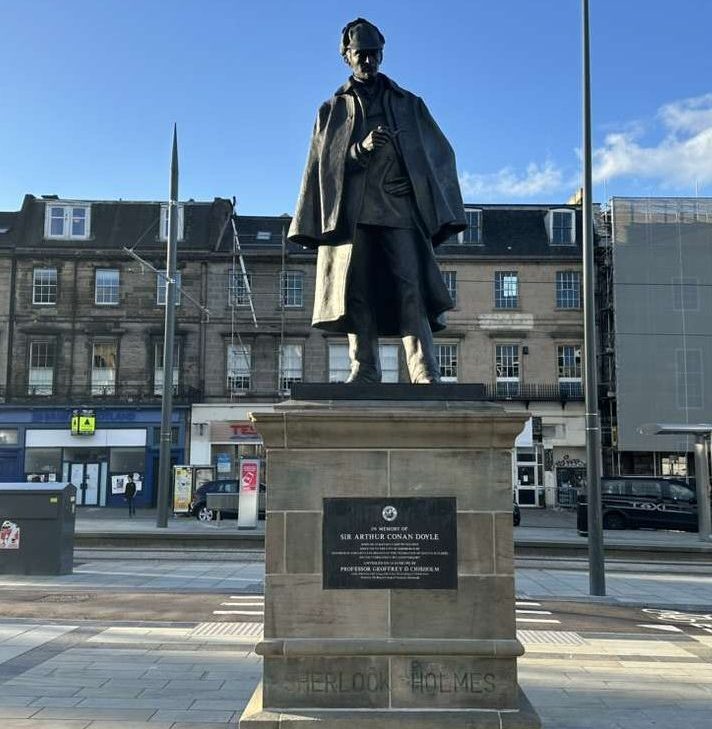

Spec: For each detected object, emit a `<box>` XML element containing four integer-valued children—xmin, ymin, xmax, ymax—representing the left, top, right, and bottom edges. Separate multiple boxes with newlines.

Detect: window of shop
<box><xmin>380</xmin><ymin>343</ymin><xmax>399</xmax><ymax>383</ymax></box>
<box><xmin>442</xmin><ymin>271</ymin><xmax>457</xmax><ymax>305</ymax></box>
<box><xmin>661</xmin><ymin>454</ymin><xmax>688</xmax><ymax>477</ymax></box>
<box><xmin>228</xmin><ymin>271</ymin><xmax>252</xmax><ymax>307</ymax></box>
<box><xmin>28</xmin><ymin>340</ymin><xmax>56</xmax><ymax>395</ymax></box>
<box><xmin>33</xmin><ymin>267</ymin><xmax>58</xmax><ymax>305</ymax></box>
<box><xmin>280</xmin><ymin>271</ymin><xmax>304</xmax><ymax>308</ymax></box>
<box><xmin>157</xmin><ymin>271</ymin><xmax>182</xmax><ymax>306</ymax></box>
<box><xmin>110</xmin><ymin>448</ymin><xmax>145</xmax><ymax>474</ymax></box>
<box><xmin>25</xmin><ymin>448</ymin><xmax>62</xmax><ymax>479</ymax></box>
<box><xmin>558</xmin><ymin>344</ymin><xmax>582</xmax><ymax>397</ymax></box>
<box><xmin>92</xmin><ymin>341</ymin><xmax>117</xmax><ymax>396</ymax></box>
<box><xmin>436</xmin><ymin>343</ymin><xmax>458</xmax><ymax>382</ymax></box>
<box><xmin>459</xmin><ymin>208</ymin><xmax>482</xmax><ymax>244</ymax></box>
<box><xmin>328</xmin><ymin>343</ymin><xmax>350</xmax><ymax>382</ymax></box>
<box><xmin>328</xmin><ymin>342</ymin><xmax>398</xmax><ymax>382</ymax></box>
<box><xmin>0</xmin><ymin>428</ymin><xmax>18</xmax><ymax>445</ymax></box>
<box><xmin>95</xmin><ymin>269</ymin><xmax>120</xmax><ymax>305</ymax></box>
<box><xmin>279</xmin><ymin>343</ymin><xmax>303</xmax><ymax>392</ymax></box>
<box><xmin>154</xmin><ymin>341</ymin><xmax>180</xmax><ymax>395</ymax></box>
<box><xmin>227</xmin><ymin>343</ymin><xmax>251</xmax><ymax>392</ymax></box>
<box><xmin>210</xmin><ymin>443</ymin><xmax>266</xmax><ymax>482</ymax></box>
<box><xmin>556</xmin><ymin>271</ymin><xmax>582</xmax><ymax>309</ymax></box>
<box><xmin>496</xmin><ymin>344</ymin><xmax>520</xmax><ymax>396</ymax></box>
<box><xmin>159</xmin><ymin>203</ymin><xmax>184</xmax><ymax>241</ymax></box>
<box><xmin>494</xmin><ymin>271</ymin><xmax>518</xmax><ymax>309</ymax></box>
<box><xmin>45</xmin><ymin>204</ymin><xmax>90</xmax><ymax>240</ymax></box>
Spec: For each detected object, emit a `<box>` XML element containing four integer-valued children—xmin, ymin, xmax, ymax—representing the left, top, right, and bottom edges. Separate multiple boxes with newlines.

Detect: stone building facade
<box><xmin>0</xmin><ymin>195</ymin><xmax>585</xmax><ymax>508</ymax></box>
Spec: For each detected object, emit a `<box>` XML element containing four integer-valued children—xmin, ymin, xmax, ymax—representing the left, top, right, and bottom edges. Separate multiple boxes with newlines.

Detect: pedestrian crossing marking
<box><xmin>213</xmin><ymin>610</ymin><xmax>264</xmax><ymax>616</ymax></box>
<box><xmin>191</xmin><ymin>622</ymin><xmax>262</xmax><ymax>638</ymax></box>
<box><xmin>637</xmin><ymin>624</ymin><xmax>683</xmax><ymax>633</ymax></box>
<box><xmin>518</xmin><ymin>630</ymin><xmax>585</xmax><ymax>646</ymax></box>
<box><xmin>213</xmin><ymin>593</ymin><xmax>265</xmax><ymax>617</ymax></box>
<box><xmin>516</xmin><ymin>618</ymin><xmax>560</xmax><ymax>624</ymax></box>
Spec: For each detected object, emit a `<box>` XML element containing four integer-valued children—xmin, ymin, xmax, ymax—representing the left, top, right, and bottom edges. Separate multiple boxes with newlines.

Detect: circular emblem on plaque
<box><xmin>382</xmin><ymin>505</ymin><xmax>398</xmax><ymax>522</ymax></box>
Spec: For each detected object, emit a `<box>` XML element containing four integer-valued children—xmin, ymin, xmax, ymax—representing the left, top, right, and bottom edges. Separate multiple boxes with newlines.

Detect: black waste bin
<box><xmin>0</xmin><ymin>483</ymin><xmax>76</xmax><ymax>575</ymax></box>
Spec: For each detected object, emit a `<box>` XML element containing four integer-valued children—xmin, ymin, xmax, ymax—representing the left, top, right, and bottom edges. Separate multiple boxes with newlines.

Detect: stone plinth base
<box><xmin>240</xmin><ymin>401</ymin><xmax>540</xmax><ymax>728</ymax></box>
<box><xmin>240</xmin><ymin>683</ymin><xmax>540</xmax><ymax>728</ymax></box>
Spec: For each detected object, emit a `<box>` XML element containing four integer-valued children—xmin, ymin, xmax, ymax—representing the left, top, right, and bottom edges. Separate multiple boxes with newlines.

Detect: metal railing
<box><xmin>12</xmin><ymin>383</ymin><xmax>203</xmax><ymax>404</ymax></box>
<box><xmin>484</xmin><ymin>382</ymin><xmax>584</xmax><ymax>402</ymax></box>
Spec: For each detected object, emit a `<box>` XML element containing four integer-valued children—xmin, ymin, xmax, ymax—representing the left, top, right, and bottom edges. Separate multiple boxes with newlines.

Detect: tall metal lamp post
<box><xmin>582</xmin><ymin>0</ymin><xmax>606</xmax><ymax>595</ymax></box>
<box><xmin>639</xmin><ymin>423</ymin><xmax>712</xmax><ymax>542</ymax></box>
<box><xmin>156</xmin><ymin>125</ymin><xmax>180</xmax><ymax>528</ymax></box>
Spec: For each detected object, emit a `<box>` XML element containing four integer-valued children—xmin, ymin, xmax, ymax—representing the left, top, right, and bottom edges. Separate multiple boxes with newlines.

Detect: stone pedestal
<box><xmin>240</xmin><ymin>400</ymin><xmax>540</xmax><ymax>728</ymax></box>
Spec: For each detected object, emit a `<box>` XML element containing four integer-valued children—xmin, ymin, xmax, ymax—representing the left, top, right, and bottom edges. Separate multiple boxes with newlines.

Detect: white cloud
<box><xmin>458</xmin><ymin>93</ymin><xmax>712</xmax><ymax>201</ymax></box>
<box><xmin>459</xmin><ymin>161</ymin><xmax>564</xmax><ymax>200</ymax></box>
<box><xmin>593</xmin><ymin>93</ymin><xmax>712</xmax><ymax>187</ymax></box>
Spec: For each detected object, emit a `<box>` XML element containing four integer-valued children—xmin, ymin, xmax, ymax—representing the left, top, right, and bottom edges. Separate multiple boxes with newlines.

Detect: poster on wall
<box><xmin>111</xmin><ymin>474</ymin><xmax>143</xmax><ymax>495</ymax></box>
<box><xmin>237</xmin><ymin>458</ymin><xmax>260</xmax><ymax>529</ymax></box>
<box><xmin>0</xmin><ymin>520</ymin><xmax>20</xmax><ymax>549</ymax></box>
<box><xmin>173</xmin><ymin>466</ymin><xmax>193</xmax><ymax>514</ymax></box>
<box><xmin>194</xmin><ymin>466</ymin><xmax>215</xmax><ymax>491</ymax></box>
<box><xmin>216</xmin><ymin>453</ymin><xmax>231</xmax><ymax>474</ymax></box>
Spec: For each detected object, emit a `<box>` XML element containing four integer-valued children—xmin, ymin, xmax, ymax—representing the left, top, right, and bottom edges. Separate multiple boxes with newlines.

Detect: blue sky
<box><xmin>2</xmin><ymin>0</ymin><xmax>712</xmax><ymax>214</ymax></box>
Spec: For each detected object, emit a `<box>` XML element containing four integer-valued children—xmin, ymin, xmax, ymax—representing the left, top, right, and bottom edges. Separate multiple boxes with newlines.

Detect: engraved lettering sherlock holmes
<box><xmin>288</xmin><ymin>18</ymin><xmax>466</xmax><ymax>383</ymax></box>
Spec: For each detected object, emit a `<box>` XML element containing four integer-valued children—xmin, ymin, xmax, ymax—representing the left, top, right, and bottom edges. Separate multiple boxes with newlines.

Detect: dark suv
<box><xmin>578</xmin><ymin>476</ymin><xmax>698</xmax><ymax>532</ymax></box>
<box><xmin>190</xmin><ymin>479</ymin><xmax>266</xmax><ymax>521</ymax></box>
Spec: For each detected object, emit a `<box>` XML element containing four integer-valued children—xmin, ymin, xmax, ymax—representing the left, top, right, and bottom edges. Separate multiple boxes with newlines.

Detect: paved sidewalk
<box><xmin>1</xmin><ymin>619</ymin><xmax>711</xmax><ymax>728</ymax></box>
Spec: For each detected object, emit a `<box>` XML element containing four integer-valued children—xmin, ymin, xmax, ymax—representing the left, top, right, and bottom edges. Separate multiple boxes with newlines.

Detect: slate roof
<box><xmin>13</xmin><ymin>195</ymin><xmax>235</xmax><ymax>252</ymax></box>
<box><xmin>0</xmin><ymin>210</ymin><xmax>19</xmax><ymax>248</ymax></box>
<box><xmin>7</xmin><ymin>196</ymin><xmax>585</xmax><ymax>259</ymax></box>
<box><xmin>438</xmin><ymin>204</ymin><xmax>583</xmax><ymax>258</ymax></box>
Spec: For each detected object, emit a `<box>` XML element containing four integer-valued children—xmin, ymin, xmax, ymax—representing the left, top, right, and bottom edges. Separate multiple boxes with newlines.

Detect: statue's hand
<box><xmin>360</xmin><ymin>125</ymin><xmax>393</xmax><ymax>153</ymax></box>
<box><xmin>384</xmin><ymin>176</ymin><xmax>412</xmax><ymax>196</ymax></box>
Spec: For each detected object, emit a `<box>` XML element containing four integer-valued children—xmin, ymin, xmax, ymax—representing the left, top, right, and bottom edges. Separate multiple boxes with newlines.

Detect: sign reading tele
<box><xmin>322</xmin><ymin>497</ymin><xmax>457</xmax><ymax>590</ymax></box>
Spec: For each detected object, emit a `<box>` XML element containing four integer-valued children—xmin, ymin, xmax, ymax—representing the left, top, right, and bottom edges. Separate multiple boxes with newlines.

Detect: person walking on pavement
<box><xmin>124</xmin><ymin>476</ymin><xmax>137</xmax><ymax>517</ymax></box>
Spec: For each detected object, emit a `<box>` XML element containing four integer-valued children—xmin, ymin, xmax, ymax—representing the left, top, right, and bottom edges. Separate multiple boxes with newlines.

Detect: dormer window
<box><xmin>459</xmin><ymin>208</ymin><xmax>482</xmax><ymax>244</ymax></box>
<box><xmin>256</xmin><ymin>231</ymin><xmax>272</xmax><ymax>241</ymax></box>
<box><xmin>44</xmin><ymin>203</ymin><xmax>91</xmax><ymax>240</ymax></box>
<box><xmin>159</xmin><ymin>204</ymin><xmax>185</xmax><ymax>241</ymax></box>
<box><xmin>547</xmin><ymin>209</ymin><xmax>575</xmax><ymax>245</ymax></box>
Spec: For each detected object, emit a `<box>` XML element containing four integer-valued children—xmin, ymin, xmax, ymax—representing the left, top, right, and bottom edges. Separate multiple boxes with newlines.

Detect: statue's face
<box><xmin>345</xmin><ymin>47</ymin><xmax>382</xmax><ymax>81</ymax></box>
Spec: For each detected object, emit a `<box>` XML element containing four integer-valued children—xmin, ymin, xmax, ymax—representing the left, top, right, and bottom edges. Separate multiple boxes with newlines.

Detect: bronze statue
<box><xmin>288</xmin><ymin>18</ymin><xmax>466</xmax><ymax>383</ymax></box>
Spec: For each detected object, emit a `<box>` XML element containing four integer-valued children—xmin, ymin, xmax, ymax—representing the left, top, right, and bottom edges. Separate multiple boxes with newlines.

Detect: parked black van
<box><xmin>577</xmin><ymin>476</ymin><xmax>698</xmax><ymax>532</ymax></box>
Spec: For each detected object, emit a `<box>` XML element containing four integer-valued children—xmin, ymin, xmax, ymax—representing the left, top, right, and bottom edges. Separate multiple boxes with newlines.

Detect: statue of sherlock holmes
<box><xmin>288</xmin><ymin>18</ymin><xmax>466</xmax><ymax>384</ymax></box>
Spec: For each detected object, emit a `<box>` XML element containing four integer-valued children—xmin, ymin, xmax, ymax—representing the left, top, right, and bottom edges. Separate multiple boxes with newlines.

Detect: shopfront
<box><xmin>190</xmin><ymin>404</ymin><xmax>274</xmax><ymax>482</ymax></box>
<box><xmin>0</xmin><ymin>407</ymin><xmax>187</xmax><ymax>508</ymax></box>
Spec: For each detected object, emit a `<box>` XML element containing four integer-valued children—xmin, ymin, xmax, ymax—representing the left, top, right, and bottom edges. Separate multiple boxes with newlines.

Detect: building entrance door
<box><xmin>514</xmin><ymin>446</ymin><xmax>544</xmax><ymax>507</ymax></box>
<box><xmin>69</xmin><ymin>463</ymin><xmax>100</xmax><ymax>506</ymax></box>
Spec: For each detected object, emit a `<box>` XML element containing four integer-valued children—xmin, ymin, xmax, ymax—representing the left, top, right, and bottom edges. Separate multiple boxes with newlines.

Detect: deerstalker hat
<box><xmin>340</xmin><ymin>18</ymin><xmax>385</xmax><ymax>55</ymax></box>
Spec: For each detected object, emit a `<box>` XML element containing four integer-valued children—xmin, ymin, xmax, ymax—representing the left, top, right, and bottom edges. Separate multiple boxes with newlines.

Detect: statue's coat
<box><xmin>288</xmin><ymin>75</ymin><xmax>466</xmax><ymax>335</ymax></box>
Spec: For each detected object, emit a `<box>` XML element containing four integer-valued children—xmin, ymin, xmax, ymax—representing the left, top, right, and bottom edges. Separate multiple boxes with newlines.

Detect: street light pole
<box><xmin>582</xmin><ymin>0</ymin><xmax>606</xmax><ymax>595</ymax></box>
<box><xmin>693</xmin><ymin>436</ymin><xmax>712</xmax><ymax>541</ymax></box>
<box><xmin>156</xmin><ymin>125</ymin><xmax>179</xmax><ymax>528</ymax></box>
